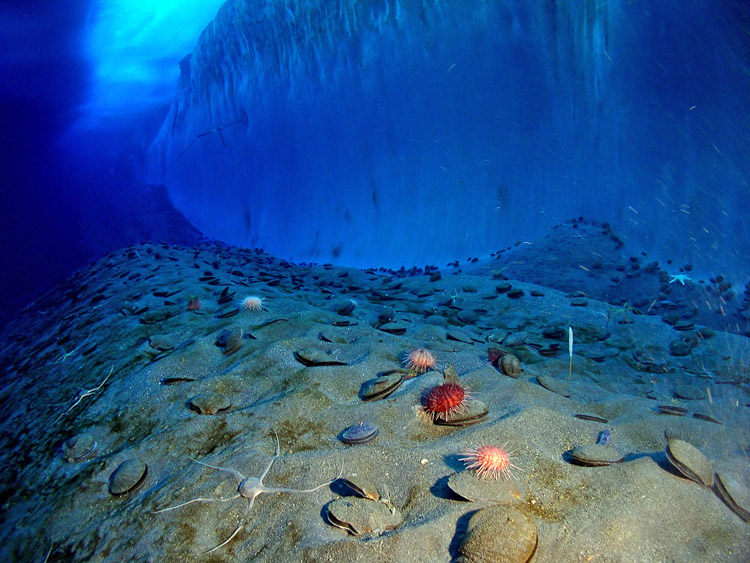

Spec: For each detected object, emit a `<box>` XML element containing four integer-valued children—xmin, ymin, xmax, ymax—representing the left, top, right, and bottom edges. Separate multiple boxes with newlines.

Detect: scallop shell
<box><xmin>500</xmin><ymin>354</ymin><xmax>522</xmax><ymax>378</ymax></box>
<box><xmin>294</xmin><ymin>348</ymin><xmax>348</xmax><ymax>366</ymax></box>
<box><xmin>447</xmin><ymin>471</ymin><xmax>523</xmax><ymax>503</ymax></box>
<box><xmin>457</xmin><ymin>505</ymin><xmax>537</xmax><ymax>563</ymax></box>
<box><xmin>712</xmin><ymin>473</ymin><xmax>750</xmax><ymax>522</ymax></box>
<box><xmin>62</xmin><ymin>432</ymin><xmax>97</xmax><ymax>463</ymax></box>
<box><xmin>433</xmin><ymin>399</ymin><xmax>489</xmax><ymax>427</ymax></box>
<box><xmin>108</xmin><ymin>458</ymin><xmax>148</xmax><ymax>496</ymax></box>
<box><xmin>149</xmin><ymin>334</ymin><xmax>176</xmax><ymax>351</ymax></box>
<box><xmin>340</xmin><ymin>422</ymin><xmax>379</xmax><ymax>445</ymax></box>
<box><xmin>535</xmin><ymin>375</ymin><xmax>571</xmax><ymax>398</ymax></box>
<box><xmin>360</xmin><ymin>373</ymin><xmax>403</xmax><ymax>401</ymax></box>
<box><xmin>223</xmin><ymin>328</ymin><xmax>243</xmax><ymax>356</ymax></box>
<box><xmin>340</xmin><ymin>477</ymin><xmax>382</xmax><ymax>501</ymax></box>
<box><xmin>665</xmin><ymin>437</ymin><xmax>714</xmax><ymax>488</ymax></box>
<box><xmin>569</xmin><ymin>444</ymin><xmax>624</xmax><ymax>467</ymax></box>
<box><xmin>325</xmin><ymin>497</ymin><xmax>402</xmax><ymax>536</ymax></box>
<box><xmin>188</xmin><ymin>392</ymin><xmax>231</xmax><ymax>415</ymax></box>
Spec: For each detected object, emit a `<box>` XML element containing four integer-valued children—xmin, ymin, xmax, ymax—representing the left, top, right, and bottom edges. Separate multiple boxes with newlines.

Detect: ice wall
<box><xmin>148</xmin><ymin>0</ymin><xmax>750</xmax><ymax>270</ymax></box>
<box><xmin>79</xmin><ymin>0</ymin><xmax>225</xmax><ymax>126</ymax></box>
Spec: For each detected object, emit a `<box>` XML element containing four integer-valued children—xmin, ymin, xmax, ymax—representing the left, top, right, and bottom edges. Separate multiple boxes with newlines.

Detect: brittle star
<box><xmin>50</xmin><ymin>337</ymin><xmax>90</xmax><ymax>364</ymax></box>
<box><xmin>52</xmin><ymin>366</ymin><xmax>113</xmax><ymax>424</ymax></box>
<box><xmin>153</xmin><ymin>430</ymin><xmax>343</xmax><ymax>554</ymax></box>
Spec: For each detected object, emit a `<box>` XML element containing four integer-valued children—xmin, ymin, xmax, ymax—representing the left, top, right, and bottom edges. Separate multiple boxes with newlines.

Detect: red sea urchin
<box><xmin>421</xmin><ymin>382</ymin><xmax>467</xmax><ymax>421</ymax></box>
<box><xmin>461</xmin><ymin>444</ymin><xmax>520</xmax><ymax>480</ymax></box>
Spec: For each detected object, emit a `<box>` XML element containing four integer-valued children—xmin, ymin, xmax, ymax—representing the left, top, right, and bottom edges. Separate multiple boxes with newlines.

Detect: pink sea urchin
<box><xmin>461</xmin><ymin>444</ymin><xmax>519</xmax><ymax>480</ymax></box>
<box><xmin>404</xmin><ymin>348</ymin><xmax>436</xmax><ymax>374</ymax></box>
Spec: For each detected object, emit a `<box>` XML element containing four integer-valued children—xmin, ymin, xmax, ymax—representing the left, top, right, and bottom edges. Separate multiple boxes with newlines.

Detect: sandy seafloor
<box><xmin>0</xmin><ymin>222</ymin><xmax>749</xmax><ymax>562</ymax></box>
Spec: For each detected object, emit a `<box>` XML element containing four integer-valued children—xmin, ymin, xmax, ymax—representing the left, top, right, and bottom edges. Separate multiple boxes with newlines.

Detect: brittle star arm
<box><xmin>53</xmin><ymin>366</ymin><xmax>114</xmax><ymax>423</ymax></box>
<box><xmin>190</xmin><ymin>458</ymin><xmax>246</xmax><ymax>481</ymax></box>
<box><xmin>152</xmin><ymin>493</ymin><xmax>241</xmax><ymax>514</ymax></box>
<box><xmin>259</xmin><ymin>430</ymin><xmax>282</xmax><ymax>482</ymax></box>
<box><xmin>264</xmin><ymin>460</ymin><xmax>345</xmax><ymax>495</ymax></box>
<box><xmin>205</xmin><ymin>522</ymin><xmax>243</xmax><ymax>555</ymax></box>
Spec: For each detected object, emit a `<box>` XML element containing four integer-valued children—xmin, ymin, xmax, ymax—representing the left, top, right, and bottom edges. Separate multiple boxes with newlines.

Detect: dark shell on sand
<box><xmin>340</xmin><ymin>422</ymin><xmax>379</xmax><ymax>445</ymax></box>
<box><xmin>108</xmin><ymin>458</ymin><xmax>148</xmax><ymax>496</ymax></box>
<box><xmin>665</xmin><ymin>437</ymin><xmax>714</xmax><ymax>488</ymax></box>
<box><xmin>457</xmin><ymin>505</ymin><xmax>537</xmax><ymax>563</ymax></box>
<box><xmin>188</xmin><ymin>392</ymin><xmax>231</xmax><ymax>415</ymax></box>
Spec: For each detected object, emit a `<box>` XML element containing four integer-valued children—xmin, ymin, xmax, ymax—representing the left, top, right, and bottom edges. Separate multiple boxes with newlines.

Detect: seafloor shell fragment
<box><xmin>457</xmin><ymin>505</ymin><xmax>537</xmax><ymax>563</ymax></box>
<box><xmin>188</xmin><ymin>392</ymin><xmax>231</xmax><ymax>415</ymax></box>
<box><xmin>325</xmin><ymin>497</ymin><xmax>403</xmax><ymax>536</ymax></box>
<box><xmin>62</xmin><ymin>432</ymin><xmax>97</xmax><ymax>462</ymax></box>
<box><xmin>665</xmin><ymin>436</ymin><xmax>714</xmax><ymax>488</ymax></box>
<box><xmin>447</xmin><ymin>471</ymin><xmax>523</xmax><ymax>503</ymax></box>
<box><xmin>569</xmin><ymin>444</ymin><xmax>624</xmax><ymax>467</ymax></box>
<box><xmin>340</xmin><ymin>422</ymin><xmax>379</xmax><ymax>445</ymax></box>
<box><xmin>360</xmin><ymin>373</ymin><xmax>404</xmax><ymax>401</ymax></box>
<box><xmin>433</xmin><ymin>399</ymin><xmax>488</xmax><ymax>427</ymax></box>
<box><xmin>500</xmin><ymin>353</ymin><xmax>522</xmax><ymax>378</ymax></box>
<box><xmin>108</xmin><ymin>458</ymin><xmax>148</xmax><ymax>496</ymax></box>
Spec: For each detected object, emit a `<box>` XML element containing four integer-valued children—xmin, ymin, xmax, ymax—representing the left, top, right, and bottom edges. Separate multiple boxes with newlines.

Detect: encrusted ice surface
<box><xmin>148</xmin><ymin>0</ymin><xmax>750</xmax><ymax>272</ymax></box>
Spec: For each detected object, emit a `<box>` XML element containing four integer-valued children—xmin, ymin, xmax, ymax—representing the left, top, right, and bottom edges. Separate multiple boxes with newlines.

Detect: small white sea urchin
<box><xmin>241</xmin><ymin>295</ymin><xmax>263</xmax><ymax>311</ymax></box>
